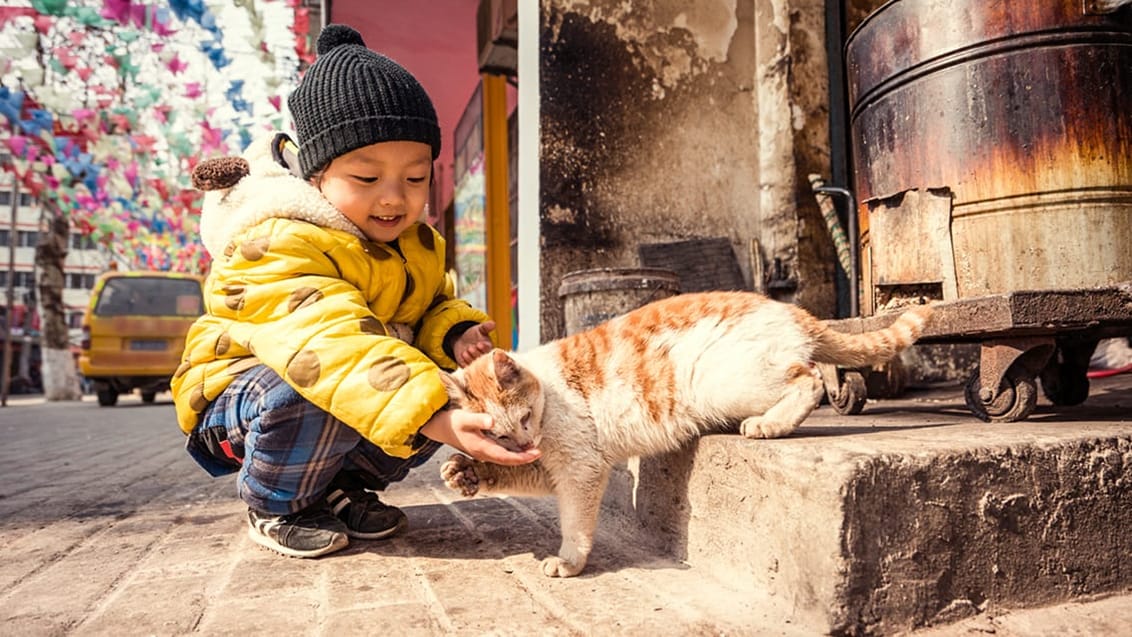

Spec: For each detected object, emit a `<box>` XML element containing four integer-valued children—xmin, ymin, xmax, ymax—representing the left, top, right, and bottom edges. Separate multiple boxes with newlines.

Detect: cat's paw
<box><xmin>741</xmin><ymin>416</ymin><xmax>778</xmax><ymax>439</ymax></box>
<box><xmin>540</xmin><ymin>555</ymin><xmax>585</xmax><ymax>578</ymax></box>
<box><xmin>440</xmin><ymin>453</ymin><xmax>480</xmax><ymax>497</ymax></box>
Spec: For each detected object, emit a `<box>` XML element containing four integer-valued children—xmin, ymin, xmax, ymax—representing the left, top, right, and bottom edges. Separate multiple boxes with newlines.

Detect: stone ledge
<box><xmin>601</xmin><ymin>378</ymin><xmax>1132</xmax><ymax>634</ymax></box>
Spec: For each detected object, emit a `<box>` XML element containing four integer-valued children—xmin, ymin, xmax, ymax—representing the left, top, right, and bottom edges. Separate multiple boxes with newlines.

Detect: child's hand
<box><xmin>453</xmin><ymin>321</ymin><xmax>496</xmax><ymax>367</ymax></box>
<box><xmin>419</xmin><ymin>407</ymin><xmax>540</xmax><ymax>466</ymax></box>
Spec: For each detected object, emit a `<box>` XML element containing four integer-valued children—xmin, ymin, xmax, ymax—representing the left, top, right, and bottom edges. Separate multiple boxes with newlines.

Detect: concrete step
<box><xmin>599</xmin><ymin>373</ymin><xmax>1132</xmax><ymax>635</ymax></box>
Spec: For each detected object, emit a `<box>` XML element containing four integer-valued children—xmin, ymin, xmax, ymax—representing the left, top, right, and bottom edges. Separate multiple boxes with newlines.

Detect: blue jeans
<box><xmin>187</xmin><ymin>364</ymin><xmax>441</xmax><ymax>515</ymax></box>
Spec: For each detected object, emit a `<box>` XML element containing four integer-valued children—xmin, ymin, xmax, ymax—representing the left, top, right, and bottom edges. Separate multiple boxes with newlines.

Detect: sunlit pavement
<box><xmin>0</xmin><ymin>381</ymin><xmax>1130</xmax><ymax>635</ymax></box>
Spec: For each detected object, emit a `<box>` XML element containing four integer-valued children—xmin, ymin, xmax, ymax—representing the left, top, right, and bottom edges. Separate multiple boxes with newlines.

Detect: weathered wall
<box><xmin>539</xmin><ymin>0</ymin><xmax>837</xmax><ymax>340</ymax></box>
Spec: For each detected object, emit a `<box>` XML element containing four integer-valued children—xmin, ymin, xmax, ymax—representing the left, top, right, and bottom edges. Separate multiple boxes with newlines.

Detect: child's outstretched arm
<box><xmin>452</xmin><ymin>320</ymin><xmax>496</xmax><ymax>367</ymax></box>
<box><xmin>415</xmin><ymin>261</ymin><xmax>493</xmax><ymax>371</ymax></box>
<box><xmin>419</xmin><ymin>407</ymin><xmax>540</xmax><ymax>466</ymax></box>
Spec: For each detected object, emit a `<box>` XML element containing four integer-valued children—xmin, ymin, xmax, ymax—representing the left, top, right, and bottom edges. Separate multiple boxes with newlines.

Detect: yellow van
<box><xmin>78</xmin><ymin>271</ymin><xmax>204</xmax><ymax>406</ymax></box>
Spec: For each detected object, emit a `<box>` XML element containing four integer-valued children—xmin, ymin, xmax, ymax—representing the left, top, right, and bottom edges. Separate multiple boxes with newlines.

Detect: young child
<box><xmin>172</xmin><ymin>24</ymin><xmax>540</xmax><ymax>559</ymax></box>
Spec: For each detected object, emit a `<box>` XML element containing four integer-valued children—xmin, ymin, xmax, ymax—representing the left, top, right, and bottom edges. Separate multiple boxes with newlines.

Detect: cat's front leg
<box><xmin>441</xmin><ymin>453</ymin><xmax>484</xmax><ymax>496</ymax></box>
<box><xmin>541</xmin><ymin>468</ymin><xmax>610</xmax><ymax>578</ymax></box>
<box><xmin>440</xmin><ymin>453</ymin><xmax>553</xmax><ymax>498</ymax></box>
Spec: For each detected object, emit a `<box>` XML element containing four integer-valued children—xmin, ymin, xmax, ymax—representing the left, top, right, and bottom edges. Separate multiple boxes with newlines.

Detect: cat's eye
<box><xmin>520</xmin><ymin>411</ymin><xmax>531</xmax><ymax>431</ymax></box>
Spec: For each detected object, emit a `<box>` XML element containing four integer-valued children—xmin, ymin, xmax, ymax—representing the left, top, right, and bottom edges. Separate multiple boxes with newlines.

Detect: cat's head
<box><xmin>441</xmin><ymin>348</ymin><xmax>544</xmax><ymax>453</ymax></box>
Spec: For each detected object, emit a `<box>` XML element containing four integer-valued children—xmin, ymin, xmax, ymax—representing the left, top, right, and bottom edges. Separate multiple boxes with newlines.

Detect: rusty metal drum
<box><xmin>846</xmin><ymin>0</ymin><xmax>1132</xmax><ymax>313</ymax></box>
<box><xmin>558</xmin><ymin>268</ymin><xmax>680</xmax><ymax>335</ymax></box>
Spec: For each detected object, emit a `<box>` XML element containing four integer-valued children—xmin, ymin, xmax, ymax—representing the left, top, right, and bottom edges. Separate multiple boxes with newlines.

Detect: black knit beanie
<box><xmin>287</xmin><ymin>24</ymin><xmax>441</xmax><ymax>179</ymax></box>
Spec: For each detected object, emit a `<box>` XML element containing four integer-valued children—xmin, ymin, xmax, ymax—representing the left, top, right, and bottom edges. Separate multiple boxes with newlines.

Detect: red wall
<box><xmin>328</xmin><ymin>0</ymin><xmax>483</xmax><ymax>214</ymax></box>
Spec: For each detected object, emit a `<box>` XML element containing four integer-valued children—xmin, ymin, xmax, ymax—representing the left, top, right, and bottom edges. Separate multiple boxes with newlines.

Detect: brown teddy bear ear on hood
<box><xmin>191</xmin><ymin>157</ymin><xmax>250</xmax><ymax>191</ymax></box>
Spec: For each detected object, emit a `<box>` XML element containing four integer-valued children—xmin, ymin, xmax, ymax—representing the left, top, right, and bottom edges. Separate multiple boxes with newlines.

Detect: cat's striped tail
<box><xmin>810</xmin><ymin>304</ymin><xmax>934</xmax><ymax>367</ymax></box>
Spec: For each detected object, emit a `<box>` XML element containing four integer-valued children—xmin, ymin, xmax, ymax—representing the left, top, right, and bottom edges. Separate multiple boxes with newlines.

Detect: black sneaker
<box><xmin>326</xmin><ymin>486</ymin><xmax>407</xmax><ymax>540</ymax></box>
<box><xmin>246</xmin><ymin>504</ymin><xmax>349</xmax><ymax>558</ymax></box>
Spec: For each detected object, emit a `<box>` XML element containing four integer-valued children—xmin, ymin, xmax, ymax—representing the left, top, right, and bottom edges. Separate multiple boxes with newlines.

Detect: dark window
<box><xmin>2</xmin><ymin>191</ymin><xmax>34</xmax><ymax>206</ymax></box>
<box><xmin>66</xmin><ymin>273</ymin><xmax>97</xmax><ymax>289</ymax></box>
<box><xmin>94</xmin><ymin>276</ymin><xmax>203</xmax><ymax>317</ymax></box>
<box><xmin>0</xmin><ymin>271</ymin><xmax>32</xmax><ymax>288</ymax></box>
<box><xmin>17</xmin><ymin>231</ymin><xmax>37</xmax><ymax>247</ymax></box>
<box><xmin>0</xmin><ymin>271</ymin><xmax>36</xmax><ymax>289</ymax></box>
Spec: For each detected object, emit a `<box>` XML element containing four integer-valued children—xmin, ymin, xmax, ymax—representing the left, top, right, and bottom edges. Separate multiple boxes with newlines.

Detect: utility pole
<box><xmin>2</xmin><ymin>179</ymin><xmax>17</xmax><ymax>406</ymax></box>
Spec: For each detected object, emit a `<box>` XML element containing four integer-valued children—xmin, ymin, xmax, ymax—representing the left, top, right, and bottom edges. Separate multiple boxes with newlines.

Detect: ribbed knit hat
<box><xmin>287</xmin><ymin>24</ymin><xmax>441</xmax><ymax>179</ymax></box>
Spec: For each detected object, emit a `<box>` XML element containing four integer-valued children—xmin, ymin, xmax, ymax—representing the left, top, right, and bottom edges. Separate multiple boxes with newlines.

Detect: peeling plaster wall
<box><xmin>539</xmin><ymin>0</ymin><xmax>837</xmax><ymax>339</ymax></box>
<box><xmin>753</xmin><ymin>0</ymin><xmax>836</xmax><ymax>313</ymax></box>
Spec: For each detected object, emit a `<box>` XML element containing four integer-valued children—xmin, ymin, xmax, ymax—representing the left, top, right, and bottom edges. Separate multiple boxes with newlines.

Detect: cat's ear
<box><xmin>491</xmin><ymin>349</ymin><xmax>522</xmax><ymax>387</ymax></box>
<box><xmin>439</xmin><ymin>371</ymin><xmax>467</xmax><ymax>407</ymax></box>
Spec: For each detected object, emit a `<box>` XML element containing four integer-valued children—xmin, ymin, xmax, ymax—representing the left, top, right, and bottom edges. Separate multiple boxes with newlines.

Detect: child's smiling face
<box><xmin>315</xmin><ymin>140</ymin><xmax>433</xmax><ymax>243</ymax></box>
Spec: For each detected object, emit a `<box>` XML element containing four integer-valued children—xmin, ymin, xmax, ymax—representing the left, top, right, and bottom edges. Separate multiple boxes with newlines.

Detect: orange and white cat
<box><xmin>440</xmin><ymin>290</ymin><xmax>932</xmax><ymax>577</ymax></box>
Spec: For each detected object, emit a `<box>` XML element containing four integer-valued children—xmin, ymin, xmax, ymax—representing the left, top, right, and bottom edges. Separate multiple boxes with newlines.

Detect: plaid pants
<box><xmin>187</xmin><ymin>364</ymin><xmax>441</xmax><ymax>515</ymax></box>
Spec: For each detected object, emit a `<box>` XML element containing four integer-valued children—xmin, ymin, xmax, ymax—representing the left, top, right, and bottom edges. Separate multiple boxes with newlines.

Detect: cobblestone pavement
<box><xmin>0</xmin><ymin>393</ymin><xmax>805</xmax><ymax>636</ymax></box>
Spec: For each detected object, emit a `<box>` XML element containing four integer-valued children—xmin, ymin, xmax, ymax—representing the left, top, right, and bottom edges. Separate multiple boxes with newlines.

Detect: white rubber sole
<box><xmin>246</xmin><ymin>525</ymin><xmax>349</xmax><ymax>558</ymax></box>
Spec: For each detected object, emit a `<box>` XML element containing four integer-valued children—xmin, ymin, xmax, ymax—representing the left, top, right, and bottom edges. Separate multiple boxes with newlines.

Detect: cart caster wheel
<box><xmin>830</xmin><ymin>370</ymin><xmax>868</xmax><ymax>415</ymax></box>
<box><xmin>964</xmin><ymin>367</ymin><xmax>1037</xmax><ymax>423</ymax></box>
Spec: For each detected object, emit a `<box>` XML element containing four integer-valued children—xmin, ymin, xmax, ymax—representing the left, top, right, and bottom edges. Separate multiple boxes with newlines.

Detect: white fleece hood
<box><xmin>195</xmin><ymin>133</ymin><xmax>366</xmax><ymax>258</ymax></box>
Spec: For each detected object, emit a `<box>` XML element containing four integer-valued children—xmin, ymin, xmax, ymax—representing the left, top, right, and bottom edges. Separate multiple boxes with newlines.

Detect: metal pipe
<box><xmin>823</xmin><ymin>0</ymin><xmax>853</xmax><ymax>319</ymax></box>
<box><xmin>824</xmin><ymin>0</ymin><xmax>851</xmax><ymax>191</ymax></box>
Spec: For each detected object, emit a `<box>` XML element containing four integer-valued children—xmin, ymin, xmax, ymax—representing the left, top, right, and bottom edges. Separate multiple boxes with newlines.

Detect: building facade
<box><xmin>0</xmin><ymin>155</ymin><xmax>110</xmax><ymax>391</ymax></box>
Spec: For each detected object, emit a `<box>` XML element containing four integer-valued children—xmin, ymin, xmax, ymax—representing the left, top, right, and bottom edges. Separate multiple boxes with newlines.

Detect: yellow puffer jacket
<box><xmin>172</xmin><ymin>135</ymin><xmax>489</xmax><ymax>458</ymax></box>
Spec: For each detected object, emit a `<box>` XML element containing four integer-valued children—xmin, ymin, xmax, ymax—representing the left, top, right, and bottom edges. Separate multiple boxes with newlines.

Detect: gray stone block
<box><xmin>601</xmin><ymin>395</ymin><xmax>1132</xmax><ymax>634</ymax></box>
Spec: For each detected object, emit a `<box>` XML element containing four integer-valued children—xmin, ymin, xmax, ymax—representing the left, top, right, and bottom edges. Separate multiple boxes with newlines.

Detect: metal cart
<box><xmin>820</xmin><ymin>283</ymin><xmax>1132</xmax><ymax>422</ymax></box>
<box><xmin>817</xmin><ymin>2</ymin><xmax>1132</xmax><ymax>422</ymax></box>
